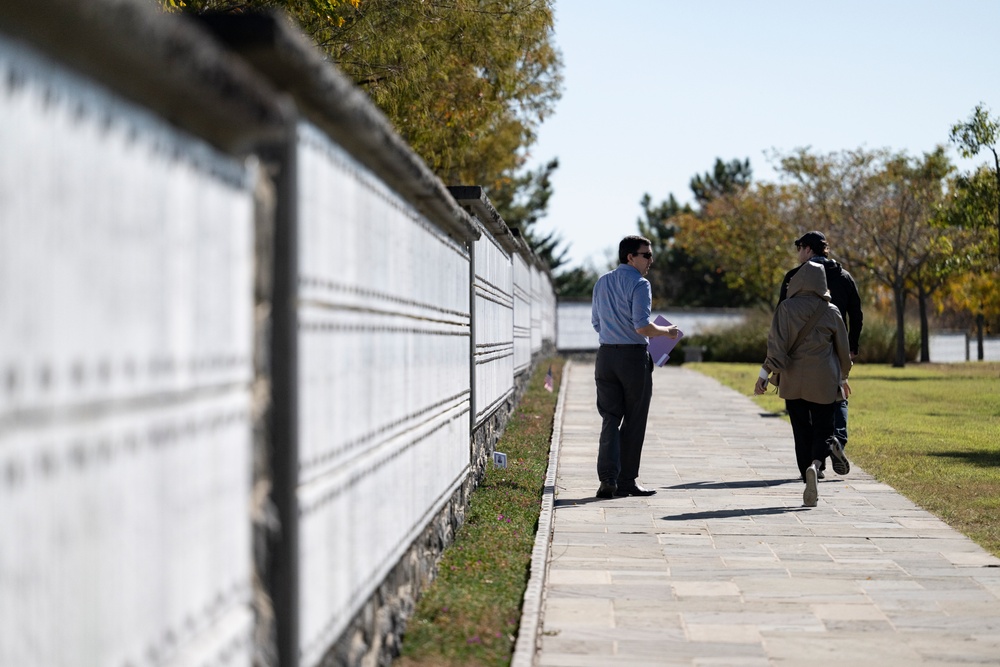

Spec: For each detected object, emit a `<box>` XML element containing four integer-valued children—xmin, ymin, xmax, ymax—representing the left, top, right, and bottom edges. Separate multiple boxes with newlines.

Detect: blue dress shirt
<box><xmin>591</xmin><ymin>264</ymin><xmax>652</xmax><ymax>345</ymax></box>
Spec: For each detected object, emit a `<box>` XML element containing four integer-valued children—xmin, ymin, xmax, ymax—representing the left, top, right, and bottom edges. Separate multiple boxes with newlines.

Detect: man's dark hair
<box><xmin>796</xmin><ymin>231</ymin><xmax>829</xmax><ymax>257</ymax></box>
<box><xmin>618</xmin><ymin>235</ymin><xmax>651</xmax><ymax>264</ymax></box>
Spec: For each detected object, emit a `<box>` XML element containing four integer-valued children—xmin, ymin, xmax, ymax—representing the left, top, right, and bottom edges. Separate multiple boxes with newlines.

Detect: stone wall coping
<box><xmin>0</xmin><ymin>0</ymin><xmax>291</xmax><ymax>154</ymax></box>
<box><xmin>448</xmin><ymin>185</ymin><xmax>522</xmax><ymax>255</ymax></box>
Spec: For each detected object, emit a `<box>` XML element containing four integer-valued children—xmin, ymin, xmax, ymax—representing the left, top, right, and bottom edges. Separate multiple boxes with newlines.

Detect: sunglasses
<box><xmin>634</xmin><ymin>252</ymin><xmax>653</xmax><ymax>259</ymax></box>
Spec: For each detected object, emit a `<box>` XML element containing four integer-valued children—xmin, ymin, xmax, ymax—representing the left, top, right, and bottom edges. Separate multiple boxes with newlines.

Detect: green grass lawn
<box><xmin>688</xmin><ymin>361</ymin><xmax>1000</xmax><ymax>557</ymax></box>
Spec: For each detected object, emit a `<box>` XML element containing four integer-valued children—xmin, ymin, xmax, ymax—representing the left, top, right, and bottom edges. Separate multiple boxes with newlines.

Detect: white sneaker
<box><xmin>803</xmin><ymin>465</ymin><xmax>819</xmax><ymax>507</ymax></box>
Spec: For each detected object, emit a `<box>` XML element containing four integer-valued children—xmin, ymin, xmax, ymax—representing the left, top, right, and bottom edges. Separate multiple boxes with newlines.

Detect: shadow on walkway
<box><xmin>520</xmin><ymin>361</ymin><xmax>1000</xmax><ymax>667</ymax></box>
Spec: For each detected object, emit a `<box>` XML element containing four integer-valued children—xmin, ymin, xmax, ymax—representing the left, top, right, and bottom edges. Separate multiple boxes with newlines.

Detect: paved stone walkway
<box><xmin>514</xmin><ymin>360</ymin><xmax>1000</xmax><ymax>667</ymax></box>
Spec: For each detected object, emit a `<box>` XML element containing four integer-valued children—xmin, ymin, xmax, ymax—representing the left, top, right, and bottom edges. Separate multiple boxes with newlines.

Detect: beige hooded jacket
<box><xmin>764</xmin><ymin>261</ymin><xmax>852</xmax><ymax>403</ymax></box>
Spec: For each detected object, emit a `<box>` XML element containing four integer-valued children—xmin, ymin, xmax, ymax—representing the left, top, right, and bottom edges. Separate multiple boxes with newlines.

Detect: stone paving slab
<box><xmin>521</xmin><ymin>361</ymin><xmax>1000</xmax><ymax>667</ymax></box>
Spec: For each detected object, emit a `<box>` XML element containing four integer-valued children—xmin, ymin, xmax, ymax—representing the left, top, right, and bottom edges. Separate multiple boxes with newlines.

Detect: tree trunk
<box><xmin>918</xmin><ymin>287</ymin><xmax>930</xmax><ymax>363</ymax></box>
<box><xmin>894</xmin><ymin>285</ymin><xmax>908</xmax><ymax>368</ymax></box>
<box><xmin>977</xmin><ymin>312</ymin><xmax>986</xmax><ymax>361</ymax></box>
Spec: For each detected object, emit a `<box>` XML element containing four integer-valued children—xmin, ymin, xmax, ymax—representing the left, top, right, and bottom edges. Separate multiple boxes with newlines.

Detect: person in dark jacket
<box><xmin>778</xmin><ymin>231</ymin><xmax>863</xmax><ymax>475</ymax></box>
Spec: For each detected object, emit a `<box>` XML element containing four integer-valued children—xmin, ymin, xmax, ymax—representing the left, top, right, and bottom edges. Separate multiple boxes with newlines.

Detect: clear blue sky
<box><xmin>526</xmin><ymin>0</ymin><xmax>1000</xmax><ymax>271</ymax></box>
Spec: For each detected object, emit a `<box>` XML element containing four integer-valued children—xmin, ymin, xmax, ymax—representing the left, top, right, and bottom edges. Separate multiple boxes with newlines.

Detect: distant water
<box><xmin>557</xmin><ymin>301</ymin><xmax>748</xmax><ymax>352</ymax></box>
<box><xmin>558</xmin><ymin>302</ymin><xmax>1000</xmax><ymax>363</ymax></box>
<box><xmin>928</xmin><ymin>333</ymin><xmax>1000</xmax><ymax>363</ymax></box>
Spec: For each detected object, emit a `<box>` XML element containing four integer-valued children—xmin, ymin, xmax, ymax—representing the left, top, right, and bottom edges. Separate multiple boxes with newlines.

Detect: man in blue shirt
<box><xmin>591</xmin><ymin>235</ymin><xmax>680</xmax><ymax>498</ymax></box>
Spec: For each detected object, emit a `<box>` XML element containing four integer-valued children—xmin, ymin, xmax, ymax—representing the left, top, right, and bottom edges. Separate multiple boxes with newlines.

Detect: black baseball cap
<box><xmin>795</xmin><ymin>231</ymin><xmax>827</xmax><ymax>253</ymax></box>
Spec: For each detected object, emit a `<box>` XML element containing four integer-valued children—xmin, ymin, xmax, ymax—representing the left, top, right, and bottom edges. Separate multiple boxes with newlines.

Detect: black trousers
<box><xmin>785</xmin><ymin>398</ymin><xmax>837</xmax><ymax>479</ymax></box>
<box><xmin>595</xmin><ymin>346</ymin><xmax>652</xmax><ymax>485</ymax></box>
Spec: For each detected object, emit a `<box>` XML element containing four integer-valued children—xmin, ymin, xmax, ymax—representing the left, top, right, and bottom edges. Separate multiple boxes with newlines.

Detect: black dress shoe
<box><xmin>614</xmin><ymin>483</ymin><xmax>656</xmax><ymax>497</ymax></box>
<box><xmin>596</xmin><ymin>480</ymin><xmax>617</xmax><ymax>499</ymax></box>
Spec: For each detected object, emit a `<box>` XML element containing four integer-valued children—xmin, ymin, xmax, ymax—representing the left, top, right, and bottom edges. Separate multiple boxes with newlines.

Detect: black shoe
<box><xmin>614</xmin><ymin>483</ymin><xmax>656</xmax><ymax>497</ymax></box>
<box><xmin>596</xmin><ymin>480</ymin><xmax>617</xmax><ymax>499</ymax></box>
<box><xmin>818</xmin><ymin>469</ymin><xmax>826</xmax><ymax>480</ymax></box>
<box><xmin>828</xmin><ymin>437</ymin><xmax>850</xmax><ymax>475</ymax></box>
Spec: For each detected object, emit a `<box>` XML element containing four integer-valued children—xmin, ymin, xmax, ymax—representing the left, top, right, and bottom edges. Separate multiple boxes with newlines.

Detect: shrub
<box><xmin>856</xmin><ymin>311</ymin><xmax>920</xmax><ymax>364</ymax></box>
<box><xmin>679</xmin><ymin>309</ymin><xmax>770</xmax><ymax>364</ymax></box>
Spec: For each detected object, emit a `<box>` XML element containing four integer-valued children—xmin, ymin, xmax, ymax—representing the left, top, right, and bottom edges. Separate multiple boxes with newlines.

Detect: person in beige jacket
<box><xmin>754</xmin><ymin>261</ymin><xmax>853</xmax><ymax>507</ymax></box>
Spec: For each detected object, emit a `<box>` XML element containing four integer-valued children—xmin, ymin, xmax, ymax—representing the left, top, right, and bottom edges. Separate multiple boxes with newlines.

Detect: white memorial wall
<box><xmin>540</xmin><ymin>272</ymin><xmax>557</xmax><ymax>350</ymax></box>
<box><xmin>530</xmin><ymin>264</ymin><xmax>544</xmax><ymax>356</ymax></box>
<box><xmin>1</xmin><ymin>5</ymin><xmax>558</xmax><ymax>666</ymax></box>
<box><xmin>471</xmin><ymin>221</ymin><xmax>516</xmax><ymax>424</ymax></box>
<box><xmin>0</xmin><ymin>35</ymin><xmax>256</xmax><ymax>667</ymax></box>
<box><xmin>512</xmin><ymin>253</ymin><xmax>533</xmax><ymax>375</ymax></box>
<box><xmin>294</xmin><ymin>123</ymin><xmax>473</xmax><ymax>666</ymax></box>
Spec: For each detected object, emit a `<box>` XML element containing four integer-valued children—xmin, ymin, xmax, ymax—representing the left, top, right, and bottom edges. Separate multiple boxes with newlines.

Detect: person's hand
<box><xmin>754</xmin><ymin>377</ymin><xmax>768</xmax><ymax>395</ymax></box>
<box><xmin>841</xmin><ymin>379</ymin><xmax>852</xmax><ymax>399</ymax></box>
<box><xmin>637</xmin><ymin>322</ymin><xmax>681</xmax><ymax>338</ymax></box>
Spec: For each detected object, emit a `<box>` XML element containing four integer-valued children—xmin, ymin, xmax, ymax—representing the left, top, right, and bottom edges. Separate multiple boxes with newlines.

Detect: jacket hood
<box><xmin>813</xmin><ymin>255</ymin><xmax>844</xmax><ymax>275</ymax></box>
<box><xmin>788</xmin><ymin>260</ymin><xmax>831</xmax><ymax>301</ymax></box>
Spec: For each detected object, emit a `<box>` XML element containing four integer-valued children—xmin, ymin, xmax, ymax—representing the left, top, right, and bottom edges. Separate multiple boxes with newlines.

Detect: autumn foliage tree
<box><xmin>164</xmin><ymin>0</ymin><xmax>567</xmax><ymax>271</ymax></box>
<box><xmin>675</xmin><ymin>182</ymin><xmax>797</xmax><ymax>310</ymax></box>
<box><xmin>638</xmin><ymin>158</ymin><xmax>762</xmax><ymax>308</ymax></box>
<box><xmin>166</xmin><ymin>0</ymin><xmax>562</xmax><ymax>188</ymax></box>
<box><xmin>934</xmin><ymin>165</ymin><xmax>1000</xmax><ymax>336</ymax></box>
<box><xmin>778</xmin><ymin>147</ymin><xmax>956</xmax><ymax>366</ymax></box>
<box><xmin>940</xmin><ymin>105</ymin><xmax>1000</xmax><ymax>338</ymax></box>
<box><xmin>950</xmin><ymin>103</ymin><xmax>1000</xmax><ymax>267</ymax></box>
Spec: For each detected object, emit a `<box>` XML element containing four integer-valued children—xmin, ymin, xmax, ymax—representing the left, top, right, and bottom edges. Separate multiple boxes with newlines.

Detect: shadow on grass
<box><xmin>928</xmin><ymin>450</ymin><xmax>1000</xmax><ymax>468</ymax></box>
<box><xmin>662</xmin><ymin>506</ymin><xmax>810</xmax><ymax>521</ymax></box>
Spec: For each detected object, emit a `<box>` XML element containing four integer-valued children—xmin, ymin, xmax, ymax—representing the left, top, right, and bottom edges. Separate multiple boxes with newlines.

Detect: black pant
<box><xmin>595</xmin><ymin>346</ymin><xmax>652</xmax><ymax>486</ymax></box>
<box><xmin>785</xmin><ymin>398</ymin><xmax>837</xmax><ymax>479</ymax></box>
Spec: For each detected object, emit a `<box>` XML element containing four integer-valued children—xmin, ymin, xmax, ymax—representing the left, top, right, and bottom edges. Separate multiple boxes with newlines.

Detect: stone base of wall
<box><xmin>469</xmin><ymin>390</ymin><xmax>514</xmax><ymax>484</ymax></box>
<box><xmin>321</xmin><ymin>348</ymin><xmax>553</xmax><ymax>666</ymax></box>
